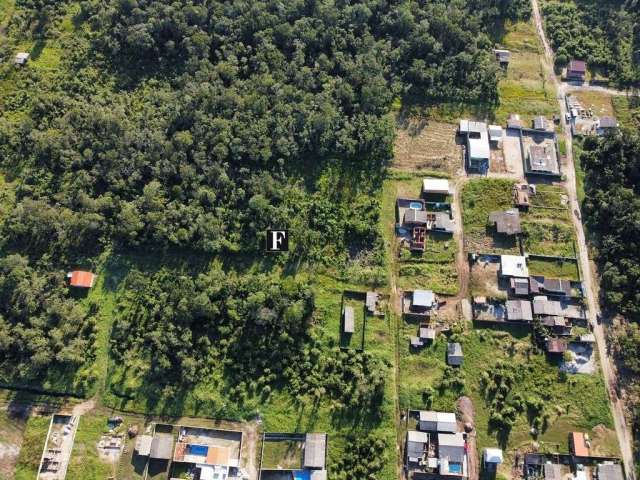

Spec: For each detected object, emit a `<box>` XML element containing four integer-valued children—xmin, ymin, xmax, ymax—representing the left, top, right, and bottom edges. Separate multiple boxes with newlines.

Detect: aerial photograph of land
<box><xmin>0</xmin><ymin>1</ymin><xmax>639</xmax><ymax>480</ymax></box>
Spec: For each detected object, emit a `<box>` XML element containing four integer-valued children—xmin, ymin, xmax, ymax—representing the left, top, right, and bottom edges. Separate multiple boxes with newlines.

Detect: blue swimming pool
<box><xmin>188</xmin><ymin>444</ymin><xmax>208</xmax><ymax>456</ymax></box>
<box><xmin>293</xmin><ymin>471</ymin><xmax>311</xmax><ymax>480</ymax></box>
<box><xmin>449</xmin><ymin>463</ymin><xmax>462</xmax><ymax>474</ymax></box>
<box><xmin>409</xmin><ymin>201</ymin><xmax>423</xmax><ymax>210</ymax></box>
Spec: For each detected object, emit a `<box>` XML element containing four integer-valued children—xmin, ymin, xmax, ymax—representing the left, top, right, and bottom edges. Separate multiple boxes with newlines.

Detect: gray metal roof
<box><xmin>447</xmin><ymin>342</ymin><xmax>463</xmax><ymax>357</ymax></box>
<box><xmin>544</xmin><ymin>463</ymin><xmax>562</xmax><ymax>480</ymax></box>
<box><xmin>528</xmin><ymin>145</ymin><xmax>558</xmax><ymax>173</ymax></box>
<box><xmin>304</xmin><ymin>433</ymin><xmax>327</xmax><ymax>469</ymax></box>
<box><xmin>598</xmin><ymin>463</ymin><xmax>624</xmax><ymax>480</ymax></box>
<box><xmin>404</xmin><ymin>209</ymin><xmax>429</xmax><ymax>225</ymax></box>
<box><xmin>506</xmin><ymin>299</ymin><xmax>533</xmax><ymax>321</ymax></box>
<box><xmin>489</xmin><ymin>209</ymin><xmax>521</xmax><ymax>235</ymax></box>
<box><xmin>150</xmin><ymin>433</ymin><xmax>173</xmax><ymax>460</ymax></box>
<box><xmin>343</xmin><ymin>306</ymin><xmax>354</xmax><ymax>333</ymax></box>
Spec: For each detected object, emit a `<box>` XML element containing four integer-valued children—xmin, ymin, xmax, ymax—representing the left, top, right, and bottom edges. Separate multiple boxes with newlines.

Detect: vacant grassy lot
<box><xmin>573</xmin><ymin>91</ymin><xmax>614</xmax><ymax>117</ymax></box>
<box><xmin>528</xmin><ymin>258</ymin><xmax>580</xmax><ymax>280</ymax></box>
<box><xmin>66</xmin><ymin>414</ymin><xmax>115</xmax><ymax>480</ymax></box>
<box><xmin>261</xmin><ymin>439</ymin><xmax>304</xmax><ymax>470</ymax></box>
<box><xmin>14</xmin><ymin>415</ymin><xmax>50</xmax><ymax>480</ymax></box>
<box><xmin>394</xmin><ymin>119</ymin><xmax>461</xmax><ymax>175</ymax></box>
<box><xmin>612</xmin><ymin>95</ymin><xmax>640</xmax><ymax>129</ymax></box>
<box><xmin>494</xmin><ymin>21</ymin><xmax>559</xmax><ymax>125</ymax></box>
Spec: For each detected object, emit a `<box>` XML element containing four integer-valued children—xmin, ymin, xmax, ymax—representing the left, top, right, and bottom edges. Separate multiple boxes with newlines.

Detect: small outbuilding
<box><xmin>412</xmin><ymin>290</ymin><xmax>436</xmax><ymax>311</ymax></box>
<box><xmin>544</xmin><ymin>463</ymin><xmax>562</xmax><ymax>480</ymax></box>
<box><xmin>342</xmin><ymin>306</ymin><xmax>354</xmax><ymax>334</ymax></box>
<box><xmin>569</xmin><ymin>432</ymin><xmax>590</xmax><ymax>457</ymax></box>
<box><xmin>15</xmin><ymin>52</ymin><xmax>30</xmax><ymax>66</ymax></box>
<box><xmin>567</xmin><ymin>59</ymin><xmax>587</xmax><ymax>81</ymax></box>
<box><xmin>419</xmin><ymin>411</ymin><xmax>457</xmax><ymax>433</ymax></box>
<box><xmin>488</xmin><ymin>125</ymin><xmax>503</xmax><ymax>143</ymax></box>
<box><xmin>447</xmin><ymin>342</ymin><xmax>463</xmax><ymax>366</ymax></box>
<box><xmin>596</xmin><ymin>116</ymin><xmax>618</xmax><ymax>136</ymax></box>
<box><xmin>419</xmin><ymin>326</ymin><xmax>436</xmax><ymax>342</ymax></box>
<box><xmin>483</xmin><ymin>448</ymin><xmax>503</xmax><ymax>466</ymax></box>
<box><xmin>489</xmin><ymin>209</ymin><xmax>521</xmax><ymax>235</ymax></box>
<box><xmin>67</xmin><ymin>270</ymin><xmax>96</xmax><ymax>288</ymax></box>
<box><xmin>422</xmin><ymin>178</ymin><xmax>451</xmax><ymax>196</ymax></box>
<box><xmin>546</xmin><ymin>338</ymin><xmax>568</xmax><ymax>355</ymax></box>
<box><xmin>304</xmin><ymin>433</ymin><xmax>327</xmax><ymax>470</ymax></box>
<box><xmin>507</xmin><ymin>113</ymin><xmax>523</xmax><ymax>129</ymax></box>
<box><xmin>533</xmin><ymin>116</ymin><xmax>548</xmax><ymax>131</ymax></box>
<box><xmin>494</xmin><ymin>49</ymin><xmax>511</xmax><ymax>67</ymax></box>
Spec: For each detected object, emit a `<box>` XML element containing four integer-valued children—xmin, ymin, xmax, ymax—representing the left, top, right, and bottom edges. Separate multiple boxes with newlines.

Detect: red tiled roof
<box><xmin>68</xmin><ymin>271</ymin><xmax>96</xmax><ymax>288</ymax></box>
<box><xmin>571</xmin><ymin>432</ymin><xmax>589</xmax><ymax>457</ymax></box>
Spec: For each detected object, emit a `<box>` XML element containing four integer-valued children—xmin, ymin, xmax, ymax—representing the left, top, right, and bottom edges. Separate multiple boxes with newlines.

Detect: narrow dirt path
<box><xmin>453</xmin><ymin>176</ymin><xmax>470</xmax><ymax>301</ymax></box>
<box><xmin>531</xmin><ymin>1</ymin><xmax>637</xmax><ymax>477</ymax></box>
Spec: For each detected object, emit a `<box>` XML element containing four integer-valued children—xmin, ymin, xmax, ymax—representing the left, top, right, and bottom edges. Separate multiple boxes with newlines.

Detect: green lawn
<box><xmin>528</xmin><ymin>258</ymin><xmax>580</xmax><ymax>280</ymax></box>
<box><xmin>261</xmin><ymin>439</ymin><xmax>304</xmax><ymax>469</ymax></box>
<box><xmin>494</xmin><ymin>20</ymin><xmax>559</xmax><ymax>126</ymax></box>
<box><xmin>66</xmin><ymin>415</ymin><xmax>114</xmax><ymax>480</ymax></box>
<box><xmin>14</xmin><ymin>416</ymin><xmax>50</xmax><ymax>480</ymax></box>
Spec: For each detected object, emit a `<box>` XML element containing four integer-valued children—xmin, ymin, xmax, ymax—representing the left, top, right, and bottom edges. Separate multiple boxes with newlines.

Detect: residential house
<box><xmin>541</xmin><ymin>316</ymin><xmax>572</xmax><ymax>336</ymax></box>
<box><xmin>532</xmin><ymin>296</ymin><xmax>563</xmax><ymax>317</ymax></box>
<box><xmin>567</xmin><ymin>60</ymin><xmax>587</xmax><ymax>81</ymax></box>
<box><xmin>411</xmin><ymin>290</ymin><xmax>436</xmax><ymax>313</ymax></box>
<box><xmin>419</xmin><ymin>325</ymin><xmax>436</xmax><ymax>343</ymax></box>
<box><xmin>528</xmin><ymin>145</ymin><xmax>559</xmax><ymax>175</ymax></box>
<box><xmin>459</xmin><ymin>120</ymin><xmax>490</xmax><ymax>172</ymax></box>
<box><xmin>150</xmin><ymin>433</ymin><xmax>174</xmax><ymax>461</ymax></box>
<box><xmin>489</xmin><ymin>209</ymin><xmax>521</xmax><ymax>236</ymax></box>
<box><xmin>438</xmin><ymin>433</ymin><xmax>466</xmax><ymax>476</ymax></box>
<box><xmin>506</xmin><ymin>299</ymin><xmax>533</xmax><ymax>322</ymax></box>
<box><xmin>596</xmin><ymin>116</ymin><xmax>618</xmax><ymax>136</ymax></box>
<box><xmin>500</xmin><ymin>255</ymin><xmax>529</xmax><ymax>278</ymax></box>
<box><xmin>406</xmin><ymin>430</ymin><xmax>430</xmax><ymax>465</ymax></box>
<box><xmin>529</xmin><ymin>276</ymin><xmax>572</xmax><ymax>296</ymax></box>
<box><xmin>447</xmin><ymin>342</ymin><xmax>464</xmax><ymax>366</ymax></box>
<box><xmin>419</xmin><ymin>411</ymin><xmax>457</xmax><ymax>433</ymax></box>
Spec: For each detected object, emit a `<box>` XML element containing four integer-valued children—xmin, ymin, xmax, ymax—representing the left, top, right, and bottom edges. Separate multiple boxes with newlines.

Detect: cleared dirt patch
<box><xmin>457</xmin><ymin>397</ymin><xmax>478</xmax><ymax>480</ymax></box>
<box><xmin>394</xmin><ymin>118</ymin><xmax>461</xmax><ymax>175</ymax></box>
<box><xmin>0</xmin><ymin>409</ymin><xmax>27</xmax><ymax>480</ymax></box>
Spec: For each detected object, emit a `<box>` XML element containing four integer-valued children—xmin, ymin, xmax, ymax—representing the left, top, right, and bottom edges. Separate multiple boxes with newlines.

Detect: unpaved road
<box><xmin>457</xmin><ymin>397</ymin><xmax>478</xmax><ymax>480</ymax></box>
<box><xmin>531</xmin><ymin>0</ymin><xmax>637</xmax><ymax>477</ymax></box>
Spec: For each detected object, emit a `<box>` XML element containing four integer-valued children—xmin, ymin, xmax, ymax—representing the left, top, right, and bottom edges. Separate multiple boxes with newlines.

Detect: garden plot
<box><xmin>394</xmin><ymin>120</ymin><xmax>461</xmax><ymax>175</ymax></box>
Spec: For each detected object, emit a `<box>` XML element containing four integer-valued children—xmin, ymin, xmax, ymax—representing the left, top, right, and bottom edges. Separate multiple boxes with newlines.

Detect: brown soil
<box><xmin>394</xmin><ymin>119</ymin><xmax>461</xmax><ymax>174</ymax></box>
<box><xmin>0</xmin><ymin>409</ymin><xmax>27</xmax><ymax>480</ymax></box>
<box><xmin>457</xmin><ymin>396</ymin><xmax>478</xmax><ymax>480</ymax></box>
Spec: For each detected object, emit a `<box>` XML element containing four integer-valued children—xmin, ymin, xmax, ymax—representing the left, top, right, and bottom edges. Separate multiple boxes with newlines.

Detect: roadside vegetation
<box><xmin>542</xmin><ymin>0</ymin><xmax>639</xmax><ymax>86</ymax></box>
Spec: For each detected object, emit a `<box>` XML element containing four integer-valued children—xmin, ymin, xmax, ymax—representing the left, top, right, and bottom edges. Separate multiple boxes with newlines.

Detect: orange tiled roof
<box><xmin>206</xmin><ymin>446</ymin><xmax>230</xmax><ymax>466</ymax></box>
<box><xmin>69</xmin><ymin>271</ymin><xmax>96</xmax><ymax>288</ymax></box>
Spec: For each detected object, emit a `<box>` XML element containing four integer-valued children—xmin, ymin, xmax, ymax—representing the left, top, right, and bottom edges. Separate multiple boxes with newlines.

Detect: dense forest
<box><xmin>542</xmin><ymin>0</ymin><xmax>640</xmax><ymax>86</ymax></box>
<box><xmin>581</xmin><ymin>130</ymin><xmax>640</xmax><ymax>458</ymax></box>
<box><xmin>0</xmin><ymin>0</ymin><xmax>530</xmax><ymax>393</ymax></box>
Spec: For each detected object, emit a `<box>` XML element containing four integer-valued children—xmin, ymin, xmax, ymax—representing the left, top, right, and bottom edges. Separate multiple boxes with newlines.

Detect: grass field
<box><xmin>66</xmin><ymin>414</ymin><xmax>115</xmax><ymax>480</ymax></box>
<box><xmin>612</xmin><ymin>95</ymin><xmax>640</xmax><ymax>129</ymax></box>
<box><xmin>261</xmin><ymin>439</ymin><xmax>304</xmax><ymax>470</ymax></box>
<box><xmin>13</xmin><ymin>415</ymin><xmax>50</xmax><ymax>480</ymax></box>
<box><xmin>528</xmin><ymin>258</ymin><xmax>580</xmax><ymax>280</ymax></box>
<box><xmin>494</xmin><ymin>21</ymin><xmax>559</xmax><ymax>126</ymax></box>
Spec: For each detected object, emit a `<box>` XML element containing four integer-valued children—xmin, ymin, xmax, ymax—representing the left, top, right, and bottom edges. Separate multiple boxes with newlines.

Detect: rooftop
<box><xmin>528</xmin><ymin>145</ymin><xmax>558</xmax><ymax>173</ymax></box>
<box><xmin>571</xmin><ymin>432</ymin><xmax>589</xmax><ymax>457</ymax></box>
<box><xmin>483</xmin><ymin>448</ymin><xmax>503</xmax><ymax>464</ymax></box>
<box><xmin>598</xmin><ymin>463</ymin><xmax>624</xmax><ymax>480</ymax></box>
<box><xmin>447</xmin><ymin>342</ymin><xmax>463</xmax><ymax>357</ymax></box>
<box><xmin>506</xmin><ymin>299</ymin><xmax>533</xmax><ymax>322</ymax></box>
<box><xmin>547</xmin><ymin>338</ymin><xmax>567</xmax><ymax>354</ymax></box>
<box><xmin>568</xmin><ymin>59</ymin><xmax>587</xmax><ymax>73</ymax></box>
<box><xmin>489</xmin><ymin>209</ymin><xmax>521</xmax><ymax>235</ymax></box>
<box><xmin>68</xmin><ymin>270</ymin><xmax>96</xmax><ymax>288</ymax></box>
<box><xmin>304</xmin><ymin>433</ymin><xmax>327</xmax><ymax>469</ymax></box>
<box><xmin>599</xmin><ymin>116</ymin><xmax>618</xmax><ymax>129</ymax></box>
<box><xmin>404</xmin><ymin>209</ymin><xmax>429</xmax><ymax>225</ymax></box>
<box><xmin>500</xmin><ymin>255</ymin><xmax>529</xmax><ymax>278</ymax></box>
<box><xmin>150</xmin><ymin>433</ymin><xmax>174</xmax><ymax>460</ymax></box>
<box><xmin>422</xmin><ymin>178</ymin><xmax>451</xmax><ymax>195</ymax></box>
<box><xmin>413</xmin><ymin>290</ymin><xmax>435</xmax><ymax>308</ymax></box>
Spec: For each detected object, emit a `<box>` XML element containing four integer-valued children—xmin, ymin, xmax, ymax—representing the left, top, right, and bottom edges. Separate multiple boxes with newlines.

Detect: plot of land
<box><xmin>261</xmin><ymin>439</ymin><xmax>304</xmax><ymax>470</ymax></box>
<box><xmin>0</xmin><ymin>409</ymin><xmax>27</xmax><ymax>480</ymax></box>
<box><xmin>394</xmin><ymin>119</ymin><xmax>461</xmax><ymax>175</ymax></box>
<box><xmin>494</xmin><ymin>21</ymin><xmax>559</xmax><ymax>125</ymax></box>
<box><xmin>572</xmin><ymin>91</ymin><xmax>614</xmax><ymax>118</ymax></box>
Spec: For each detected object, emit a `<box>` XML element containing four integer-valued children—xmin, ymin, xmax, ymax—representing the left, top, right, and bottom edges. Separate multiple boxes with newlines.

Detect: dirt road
<box><xmin>531</xmin><ymin>0</ymin><xmax>637</xmax><ymax>477</ymax></box>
